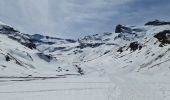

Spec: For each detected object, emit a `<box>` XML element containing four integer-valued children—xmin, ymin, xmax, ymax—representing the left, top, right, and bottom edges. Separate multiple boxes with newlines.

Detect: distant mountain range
<box><xmin>0</xmin><ymin>19</ymin><xmax>170</xmax><ymax>77</ymax></box>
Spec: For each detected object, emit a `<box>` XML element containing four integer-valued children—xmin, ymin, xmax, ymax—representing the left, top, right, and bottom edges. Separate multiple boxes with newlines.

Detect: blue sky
<box><xmin>0</xmin><ymin>0</ymin><xmax>169</xmax><ymax>38</ymax></box>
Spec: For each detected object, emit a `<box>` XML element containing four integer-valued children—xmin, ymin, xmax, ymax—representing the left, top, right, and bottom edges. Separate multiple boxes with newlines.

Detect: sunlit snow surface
<box><xmin>1</xmin><ymin>74</ymin><xmax>170</xmax><ymax>100</ymax></box>
<box><xmin>0</xmin><ymin>22</ymin><xmax>170</xmax><ymax>99</ymax></box>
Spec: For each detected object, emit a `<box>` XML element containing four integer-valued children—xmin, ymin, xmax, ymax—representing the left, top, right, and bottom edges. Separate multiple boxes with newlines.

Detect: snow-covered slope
<box><xmin>0</xmin><ymin>20</ymin><xmax>170</xmax><ymax>77</ymax></box>
<box><xmin>32</xmin><ymin>20</ymin><xmax>170</xmax><ymax>76</ymax></box>
<box><xmin>0</xmin><ymin>23</ymin><xmax>78</xmax><ymax>77</ymax></box>
<box><xmin>1</xmin><ymin>20</ymin><xmax>170</xmax><ymax>100</ymax></box>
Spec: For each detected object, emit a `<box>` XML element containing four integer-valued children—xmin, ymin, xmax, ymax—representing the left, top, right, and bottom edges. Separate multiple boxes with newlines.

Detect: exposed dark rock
<box><xmin>77</xmin><ymin>43</ymin><xmax>104</xmax><ymax>49</ymax></box>
<box><xmin>8</xmin><ymin>36</ymin><xmax>36</xmax><ymax>49</ymax></box>
<box><xmin>43</xmin><ymin>35</ymin><xmax>76</xmax><ymax>44</ymax></box>
<box><xmin>45</xmin><ymin>36</ymin><xmax>62</xmax><ymax>40</ymax></box>
<box><xmin>37</xmin><ymin>53</ymin><xmax>53</xmax><ymax>62</ymax></box>
<box><xmin>27</xmin><ymin>75</ymin><xmax>32</xmax><ymax>77</ymax></box>
<box><xmin>117</xmin><ymin>47</ymin><xmax>124</xmax><ymax>53</ymax></box>
<box><xmin>0</xmin><ymin>65</ymin><xmax>7</xmax><ymax>68</ymax></box>
<box><xmin>114</xmin><ymin>32</ymin><xmax>137</xmax><ymax>41</ymax></box>
<box><xmin>65</xmin><ymin>39</ymin><xmax>76</xmax><ymax>43</ymax></box>
<box><xmin>114</xmin><ymin>24</ymin><xmax>140</xmax><ymax>41</ymax></box>
<box><xmin>5</xmin><ymin>55</ymin><xmax>11</xmax><ymax>61</ymax></box>
<box><xmin>0</xmin><ymin>24</ymin><xmax>37</xmax><ymax>50</ymax></box>
<box><xmin>73</xmin><ymin>50</ymin><xmax>83</xmax><ymax>54</ymax></box>
<box><xmin>103</xmin><ymin>32</ymin><xmax>112</xmax><ymax>36</ymax></box>
<box><xmin>56</xmin><ymin>67</ymin><xmax>63</xmax><ymax>72</ymax></box>
<box><xmin>55</xmin><ymin>47</ymin><xmax>66</xmax><ymax>50</ymax></box>
<box><xmin>132</xmin><ymin>28</ymin><xmax>144</xmax><ymax>32</ymax></box>
<box><xmin>65</xmin><ymin>69</ymin><xmax>69</xmax><ymax>71</ymax></box>
<box><xmin>31</xmin><ymin>34</ymin><xmax>44</xmax><ymax>40</ymax></box>
<box><xmin>74</xmin><ymin>65</ymin><xmax>84</xmax><ymax>75</ymax></box>
<box><xmin>154</xmin><ymin>30</ymin><xmax>170</xmax><ymax>45</ymax></box>
<box><xmin>145</xmin><ymin>20</ymin><xmax>170</xmax><ymax>26</ymax></box>
<box><xmin>79</xmin><ymin>36</ymin><xmax>93</xmax><ymax>42</ymax></box>
<box><xmin>32</xmin><ymin>39</ymin><xmax>55</xmax><ymax>45</ymax></box>
<box><xmin>49</xmin><ymin>47</ymin><xmax>66</xmax><ymax>52</ymax></box>
<box><xmin>115</xmin><ymin>24</ymin><xmax>132</xmax><ymax>33</ymax></box>
<box><xmin>6</xmin><ymin>53</ymin><xmax>25</xmax><ymax>67</ymax></box>
<box><xmin>31</xmin><ymin>34</ymin><xmax>76</xmax><ymax>46</ymax></box>
<box><xmin>105</xmin><ymin>43</ymin><xmax>116</xmax><ymax>46</ymax></box>
<box><xmin>0</xmin><ymin>25</ymin><xmax>18</xmax><ymax>33</ymax></box>
<box><xmin>115</xmin><ymin>24</ymin><xmax>122</xmax><ymax>33</ymax></box>
<box><xmin>129</xmin><ymin>42</ymin><xmax>142</xmax><ymax>51</ymax></box>
<box><xmin>104</xmin><ymin>50</ymin><xmax>110</xmax><ymax>54</ymax></box>
<box><xmin>24</xmin><ymin>42</ymin><xmax>36</xmax><ymax>49</ymax></box>
<box><xmin>139</xmin><ymin>45</ymin><xmax>142</xmax><ymax>50</ymax></box>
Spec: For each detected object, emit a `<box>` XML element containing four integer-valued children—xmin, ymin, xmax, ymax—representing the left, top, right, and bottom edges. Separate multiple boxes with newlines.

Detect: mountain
<box><xmin>0</xmin><ymin>20</ymin><xmax>170</xmax><ymax>77</ymax></box>
<box><xmin>0</xmin><ymin>23</ymin><xmax>78</xmax><ymax>77</ymax></box>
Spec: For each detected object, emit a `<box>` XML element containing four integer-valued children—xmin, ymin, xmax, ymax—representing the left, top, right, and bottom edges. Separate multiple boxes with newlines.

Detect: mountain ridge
<box><xmin>0</xmin><ymin>20</ymin><xmax>170</xmax><ymax>77</ymax></box>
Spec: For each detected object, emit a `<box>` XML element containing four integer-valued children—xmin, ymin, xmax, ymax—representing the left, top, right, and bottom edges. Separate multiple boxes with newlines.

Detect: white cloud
<box><xmin>0</xmin><ymin>0</ymin><xmax>133</xmax><ymax>38</ymax></box>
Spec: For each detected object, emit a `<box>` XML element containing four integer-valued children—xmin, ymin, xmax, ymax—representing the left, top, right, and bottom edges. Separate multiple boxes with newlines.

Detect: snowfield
<box><xmin>1</xmin><ymin>74</ymin><xmax>170</xmax><ymax>100</ymax></box>
<box><xmin>0</xmin><ymin>77</ymin><xmax>114</xmax><ymax>100</ymax></box>
<box><xmin>0</xmin><ymin>20</ymin><xmax>170</xmax><ymax>100</ymax></box>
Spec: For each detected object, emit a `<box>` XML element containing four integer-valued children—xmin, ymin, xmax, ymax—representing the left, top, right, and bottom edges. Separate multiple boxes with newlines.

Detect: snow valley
<box><xmin>0</xmin><ymin>20</ymin><xmax>170</xmax><ymax>100</ymax></box>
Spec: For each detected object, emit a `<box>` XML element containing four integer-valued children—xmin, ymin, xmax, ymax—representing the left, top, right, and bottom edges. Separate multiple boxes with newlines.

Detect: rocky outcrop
<box><xmin>77</xmin><ymin>43</ymin><xmax>104</xmax><ymax>49</ymax></box>
<box><xmin>37</xmin><ymin>53</ymin><xmax>54</xmax><ymax>62</ymax></box>
<box><xmin>129</xmin><ymin>42</ymin><xmax>142</xmax><ymax>51</ymax></box>
<box><xmin>115</xmin><ymin>24</ymin><xmax>132</xmax><ymax>33</ymax></box>
<box><xmin>154</xmin><ymin>30</ymin><xmax>170</xmax><ymax>46</ymax></box>
<box><xmin>145</xmin><ymin>20</ymin><xmax>170</xmax><ymax>26</ymax></box>
<box><xmin>0</xmin><ymin>24</ymin><xmax>36</xmax><ymax>49</ymax></box>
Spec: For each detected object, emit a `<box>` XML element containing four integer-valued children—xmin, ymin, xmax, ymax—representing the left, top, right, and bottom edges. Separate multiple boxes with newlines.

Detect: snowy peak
<box><xmin>145</xmin><ymin>19</ymin><xmax>170</xmax><ymax>26</ymax></box>
<box><xmin>0</xmin><ymin>23</ymin><xmax>36</xmax><ymax>50</ymax></box>
<box><xmin>78</xmin><ymin>32</ymin><xmax>113</xmax><ymax>43</ymax></box>
<box><xmin>0</xmin><ymin>20</ymin><xmax>170</xmax><ymax>77</ymax></box>
<box><xmin>115</xmin><ymin>24</ymin><xmax>133</xmax><ymax>33</ymax></box>
<box><xmin>0</xmin><ymin>23</ymin><xmax>79</xmax><ymax>77</ymax></box>
<box><xmin>114</xmin><ymin>24</ymin><xmax>146</xmax><ymax>41</ymax></box>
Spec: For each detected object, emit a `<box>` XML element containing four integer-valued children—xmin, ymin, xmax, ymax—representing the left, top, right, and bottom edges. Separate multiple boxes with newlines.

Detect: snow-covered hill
<box><xmin>1</xmin><ymin>19</ymin><xmax>170</xmax><ymax>100</ymax></box>
<box><xmin>0</xmin><ymin>19</ymin><xmax>170</xmax><ymax>77</ymax></box>
<box><xmin>0</xmin><ymin>23</ymin><xmax>78</xmax><ymax>77</ymax></box>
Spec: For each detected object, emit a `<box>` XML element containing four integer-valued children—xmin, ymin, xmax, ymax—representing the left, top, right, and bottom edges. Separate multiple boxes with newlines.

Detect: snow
<box><xmin>1</xmin><ymin>22</ymin><xmax>170</xmax><ymax>99</ymax></box>
<box><xmin>0</xmin><ymin>77</ymin><xmax>114</xmax><ymax>100</ymax></box>
<box><xmin>1</xmin><ymin>74</ymin><xmax>170</xmax><ymax>100</ymax></box>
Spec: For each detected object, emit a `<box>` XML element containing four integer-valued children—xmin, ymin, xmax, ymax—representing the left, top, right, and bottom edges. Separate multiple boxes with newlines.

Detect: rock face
<box><xmin>145</xmin><ymin>20</ymin><xmax>170</xmax><ymax>26</ymax></box>
<box><xmin>0</xmin><ymin>24</ymin><xmax>36</xmax><ymax>50</ymax></box>
<box><xmin>114</xmin><ymin>24</ymin><xmax>149</xmax><ymax>41</ymax></box>
<box><xmin>77</xmin><ymin>43</ymin><xmax>104</xmax><ymax>49</ymax></box>
<box><xmin>129</xmin><ymin>42</ymin><xmax>142</xmax><ymax>51</ymax></box>
<box><xmin>0</xmin><ymin>25</ymin><xmax>18</xmax><ymax>33</ymax></box>
<box><xmin>37</xmin><ymin>53</ymin><xmax>54</xmax><ymax>62</ymax></box>
<box><xmin>31</xmin><ymin>34</ymin><xmax>76</xmax><ymax>45</ymax></box>
<box><xmin>115</xmin><ymin>24</ymin><xmax>132</xmax><ymax>33</ymax></box>
<box><xmin>154</xmin><ymin>30</ymin><xmax>170</xmax><ymax>46</ymax></box>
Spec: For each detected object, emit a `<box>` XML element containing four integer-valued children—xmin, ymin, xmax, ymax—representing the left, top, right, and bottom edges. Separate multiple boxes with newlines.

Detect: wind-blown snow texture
<box><xmin>0</xmin><ymin>20</ymin><xmax>170</xmax><ymax>100</ymax></box>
